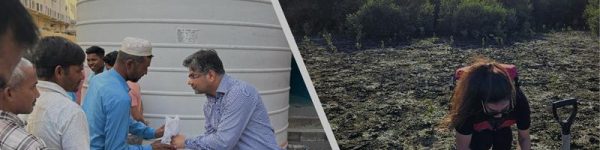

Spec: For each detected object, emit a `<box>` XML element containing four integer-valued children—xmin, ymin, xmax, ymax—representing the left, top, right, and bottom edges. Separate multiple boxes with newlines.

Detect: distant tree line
<box><xmin>281</xmin><ymin>0</ymin><xmax>599</xmax><ymax>47</ymax></box>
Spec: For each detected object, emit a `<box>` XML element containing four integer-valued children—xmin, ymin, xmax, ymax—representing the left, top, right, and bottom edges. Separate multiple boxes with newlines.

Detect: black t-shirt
<box><xmin>455</xmin><ymin>88</ymin><xmax>531</xmax><ymax>150</ymax></box>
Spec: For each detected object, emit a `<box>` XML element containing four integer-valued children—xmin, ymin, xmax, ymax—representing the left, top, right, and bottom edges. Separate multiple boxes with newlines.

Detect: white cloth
<box><xmin>26</xmin><ymin>81</ymin><xmax>90</xmax><ymax>150</ymax></box>
<box><xmin>120</xmin><ymin>37</ymin><xmax>153</xmax><ymax>56</ymax></box>
<box><xmin>161</xmin><ymin>115</ymin><xmax>180</xmax><ymax>144</ymax></box>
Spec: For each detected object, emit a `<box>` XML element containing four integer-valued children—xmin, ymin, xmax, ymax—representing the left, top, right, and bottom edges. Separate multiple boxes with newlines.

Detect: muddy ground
<box><xmin>300</xmin><ymin>31</ymin><xmax>599</xmax><ymax>149</ymax></box>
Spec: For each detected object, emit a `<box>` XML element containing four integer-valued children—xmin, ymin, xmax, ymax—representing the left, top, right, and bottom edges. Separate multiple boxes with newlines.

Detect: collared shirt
<box><xmin>26</xmin><ymin>81</ymin><xmax>90</xmax><ymax>150</ymax></box>
<box><xmin>67</xmin><ymin>92</ymin><xmax>76</xmax><ymax>102</ymax></box>
<box><xmin>0</xmin><ymin>110</ymin><xmax>47</xmax><ymax>150</ymax></box>
<box><xmin>184</xmin><ymin>74</ymin><xmax>280</xmax><ymax>150</ymax></box>
<box><xmin>88</xmin><ymin>67</ymin><xmax>106</xmax><ymax>80</ymax></box>
<box><xmin>82</xmin><ymin>69</ymin><xmax>156</xmax><ymax>150</ymax></box>
<box><xmin>78</xmin><ymin>66</ymin><xmax>107</xmax><ymax>103</ymax></box>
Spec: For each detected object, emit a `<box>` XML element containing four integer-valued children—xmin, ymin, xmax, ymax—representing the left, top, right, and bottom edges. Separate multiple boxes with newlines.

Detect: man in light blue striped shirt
<box><xmin>171</xmin><ymin>49</ymin><xmax>280</xmax><ymax>150</ymax></box>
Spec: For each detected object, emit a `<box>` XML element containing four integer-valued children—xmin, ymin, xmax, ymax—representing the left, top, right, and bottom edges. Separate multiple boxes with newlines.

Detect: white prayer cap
<box><xmin>120</xmin><ymin>37</ymin><xmax>153</xmax><ymax>56</ymax></box>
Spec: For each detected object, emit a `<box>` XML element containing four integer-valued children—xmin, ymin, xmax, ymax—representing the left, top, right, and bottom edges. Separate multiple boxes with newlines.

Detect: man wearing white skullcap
<box><xmin>82</xmin><ymin>37</ymin><xmax>174</xmax><ymax>150</ymax></box>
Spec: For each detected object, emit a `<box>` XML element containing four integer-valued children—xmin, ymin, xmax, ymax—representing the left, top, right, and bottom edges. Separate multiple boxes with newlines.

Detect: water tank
<box><xmin>76</xmin><ymin>0</ymin><xmax>290</xmax><ymax>147</ymax></box>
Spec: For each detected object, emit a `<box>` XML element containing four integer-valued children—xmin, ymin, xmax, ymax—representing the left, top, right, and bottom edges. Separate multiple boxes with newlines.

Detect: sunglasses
<box><xmin>481</xmin><ymin>100</ymin><xmax>513</xmax><ymax>116</ymax></box>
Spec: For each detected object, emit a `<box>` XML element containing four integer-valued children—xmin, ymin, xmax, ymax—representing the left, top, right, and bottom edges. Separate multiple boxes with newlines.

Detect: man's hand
<box><xmin>171</xmin><ymin>134</ymin><xmax>186</xmax><ymax>149</ymax></box>
<box><xmin>151</xmin><ymin>140</ymin><xmax>175</xmax><ymax>150</ymax></box>
<box><xmin>155</xmin><ymin>125</ymin><xmax>165</xmax><ymax>138</ymax></box>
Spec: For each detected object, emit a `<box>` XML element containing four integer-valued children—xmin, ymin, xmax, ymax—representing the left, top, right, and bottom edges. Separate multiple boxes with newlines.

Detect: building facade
<box><xmin>20</xmin><ymin>0</ymin><xmax>77</xmax><ymax>41</ymax></box>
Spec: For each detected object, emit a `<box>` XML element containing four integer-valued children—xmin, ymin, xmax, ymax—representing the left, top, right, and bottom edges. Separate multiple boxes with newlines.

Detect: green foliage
<box><xmin>531</xmin><ymin>0</ymin><xmax>588</xmax><ymax>30</ymax></box>
<box><xmin>355</xmin><ymin>41</ymin><xmax>363</xmax><ymax>50</ymax></box>
<box><xmin>435</xmin><ymin>0</ymin><xmax>461</xmax><ymax>35</ymax></box>
<box><xmin>497</xmin><ymin>0</ymin><xmax>533</xmax><ymax>37</ymax></box>
<box><xmin>280</xmin><ymin>0</ymin><xmax>366</xmax><ymax>36</ymax></box>
<box><xmin>450</xmin><ymin>0</ymin><xmax>513</xmax><ymax>40</ymax></box>
<box><xmin>436</xmin><ymin>0</ymin><xmax>532</xmax><ymax>41</ymax></box>
<box><xmin>584</xmin><ymin>0</ymin><xmax>600</xmax><ymax>36</ymax></box>
<box><xmin>299</xmin><ymin>35</ymin><xmax>315</xmax><ymax>51</ymax></box>
<box><xmin>280</xmin><ymin>0</ymin><xmax>595</xmax><ymax>49</ymax></box>
<box><xmin>322</xmin><ymin>31</ymin><xmax>337</xmax><ymax>52</ymax></box>
<box><xmin>346</xmin><ymin>0</ymin><xmax>408</xmax><ymax>42</ymax></box>
<box><xmin>346</xmin><ymin>0</ymin><xmax>434</xmax><ymax>42</ymax></box>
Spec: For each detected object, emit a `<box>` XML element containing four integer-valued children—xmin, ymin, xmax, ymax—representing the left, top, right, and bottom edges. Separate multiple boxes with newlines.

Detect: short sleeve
<box><xmin>515</xmin><ymin>87</ymin><xmax>531</xmax><ymax>130</ymax></box>
<box><xmin>127</xmin><ymin>82</ymin><xmax>141</xmax><ymax>107</ymax></box>
<box><xmin>455</xmin><ymin>117</ymin><xmax>474</xmax><ymax>135</ymax></box>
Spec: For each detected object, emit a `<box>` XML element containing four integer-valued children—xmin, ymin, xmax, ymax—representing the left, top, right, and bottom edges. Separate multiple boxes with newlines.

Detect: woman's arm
<box><xmin>517</xmin><ymin>129</ymin><xmax>531</xmax><ymax>150</ymax></box>
<box><xmin>455</xmin><ymin>131</ymin><xmax>472</xmax><ymax>150</ymax></box>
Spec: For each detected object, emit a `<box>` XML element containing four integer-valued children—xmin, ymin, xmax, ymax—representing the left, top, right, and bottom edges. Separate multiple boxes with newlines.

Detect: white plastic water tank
<box><xmin>76</xmin><ymin>0</ymin><xmax>290</xmax><ymax>147</ymax></box>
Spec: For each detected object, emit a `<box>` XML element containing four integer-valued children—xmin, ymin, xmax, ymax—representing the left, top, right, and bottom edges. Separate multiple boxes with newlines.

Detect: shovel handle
<box><xmin>552</xmin><ymin>98</ymin><xmax>578</xmax><ymax>135</ymax></box>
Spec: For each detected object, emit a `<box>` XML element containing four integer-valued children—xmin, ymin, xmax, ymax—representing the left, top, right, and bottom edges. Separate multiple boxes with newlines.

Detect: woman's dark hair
<box><xmin>442</xmin><ymin>57</ymin><xmax>516</xmax><ymax>130</ymax></box>
<box><xmin>27</xmin><ymin>36</ymin><xmax>85</xmax><ymax>79</ymax></box>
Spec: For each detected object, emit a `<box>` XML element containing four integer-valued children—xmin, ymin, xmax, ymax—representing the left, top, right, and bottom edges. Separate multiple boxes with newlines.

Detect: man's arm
<box><xmin>184</xmin><ymin>88</ymin><xmax>258</xmax><ymax>149</ymax></box>
<box><xmin>517</xmin><ymin>129</ymin><xmax>531</xmax><ymax>150</ymax></box>
<box><xmin>131</xmin><ymin>105</ymin><xmax>145</xmax><ymax>122</ymax></box>
<box><xmin>103</xmin><ymin>92</ymin><xmax>152</xmax><ymax>150</ymax></box>
<box><xmin>61</xmin><ymin>110</ymin><xmax>90</xmax><ymax>150</ymax></box>
<box><xmin>128</xmin><ymin>117</ymin><xmax>156</xmax><ymax>139</ymax></box>
<box><xmin>455</xmin><ymin>131</ymin><xmax>471</xmax><ymax>150</ymax></box>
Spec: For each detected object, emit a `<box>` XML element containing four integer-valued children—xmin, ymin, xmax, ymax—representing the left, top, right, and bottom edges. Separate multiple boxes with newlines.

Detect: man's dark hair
<box><xmin>182</xmin><ymin>49</ymin><xmax>225</xmax><ymax>75</ymax></box>
<box><xmin>27</xmin><ymin>36</ymin><xmax>85</xmax><ymax>79</ymax></box>
<box><xmin>103</xmin><ymin>51</ymin><xmax>118</xmax><ymax>66</ymax></box>
<box><xmin>85</xmin><ymin>46</ymin><xmax>105</xmax><ymax>57</ymax></box>
<box><xmin>0</xmin><ymin>0</ymin><xmax>39</xmax><ymax>48</ymax></box>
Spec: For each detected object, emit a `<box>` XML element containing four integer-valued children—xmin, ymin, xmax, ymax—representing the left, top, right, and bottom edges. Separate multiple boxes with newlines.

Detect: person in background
<box><xmin>26</xmin><ymin>36</ymin><xmax>90</xmax><ymax>150</ymax></box>
<box><xmin>0</xmin><ymin>1</ymin><xmax>45</xmax><ymax>149</ymax></box>
<box><xmin>104</xmin><ymin>50</ymin><xmax>147</xmax><ymax>144</ymax></box>
<box><xmin>104</xmin><ymin>51</ymin><xmax>118</xmax><ymax>70</ymax></box>
<box><xmin>86</xmin><ymin>46</ymin><xmax>107</xmax><ymax>75</ymax></box>
<box><xmin>441</xmin><ymin>57</ymin><xmax>531</xmax><ymax>150</ymax></box>
<box><xmin>72</xmin><ymin>46</ymin><xmax>107</xmax><ymax>103</ymax></box>
<box><xmin>0</xmin><ymin>58</ymin><xmax>47</xmax><ymax>149</ymax></box>
<box><xmin>126</xmin><ymin>80</ymin><xmax>146</xmax><ymax>145</ymax></box>
<box><xmin>0</xmin><ymin>0</ymin><xmax>39</xmax><ymax>93</ymax></box>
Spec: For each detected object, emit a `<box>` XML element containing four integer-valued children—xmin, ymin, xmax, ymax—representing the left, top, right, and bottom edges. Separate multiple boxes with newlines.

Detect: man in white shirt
<box><xmin>26</xmin><ymin>36</ymin><xmax>90</xmax><ymax>150</ymax></box>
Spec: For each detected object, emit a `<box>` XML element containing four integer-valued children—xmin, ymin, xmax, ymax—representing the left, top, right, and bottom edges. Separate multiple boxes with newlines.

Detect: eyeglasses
<box><xmin>481</xmin><ymin>100</ymin><xmax>513</xmax><ymax>116</ymax></box>
<box><xmin>188</xmin><ymin>72</ymin><xmax>205</xmax><ymax>79</ymax></box>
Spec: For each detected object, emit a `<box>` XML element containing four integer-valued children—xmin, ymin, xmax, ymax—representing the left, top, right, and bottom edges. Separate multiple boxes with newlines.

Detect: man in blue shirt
<box><xmin>171</xmin><ymin>49</ymin><xmax>280</xmax><ymax>150</ymax></box>
<box><xmin>82</xmin><ymin>37</ymin><xmax>174</xmax><ymax>150</ymax></box>
<box><xmin>71</xmin><ymin>46</ymin><xmax>107</xmax><ymax>102</ymax></box>
<box><xmin>85</xmin><ymin>46</ymin><xmax>107</xmax><ymax>76</ymax></box>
